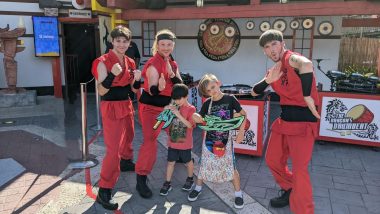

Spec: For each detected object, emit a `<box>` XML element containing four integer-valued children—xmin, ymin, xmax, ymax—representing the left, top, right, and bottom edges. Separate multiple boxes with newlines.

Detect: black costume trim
<box><xmin>300</xmin><ymin>73</ymin><xmax>313</xmax><ymax>96</ymax></box>
<box><xmin>101</xmin><ymin>72</ymin><xmax>116</xmax><ymax>89</ymax></box>
<box><xmin>252</xmin><ymin>79</ymin><xmax>269</xmax><ymax>94</ymax></box>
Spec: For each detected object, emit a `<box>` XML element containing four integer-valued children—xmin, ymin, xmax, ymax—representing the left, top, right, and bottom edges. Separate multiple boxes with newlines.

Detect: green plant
<box><xmin>344</xmin><ymin>64</ymin><xmax>377</xmax><ymax>76</ymax></box>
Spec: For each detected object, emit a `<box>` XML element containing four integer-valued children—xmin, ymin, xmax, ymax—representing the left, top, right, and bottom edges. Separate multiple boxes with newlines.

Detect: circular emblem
<box><xmin>318</xmin><ymin>21</ymin><xmax>334</xmax><ymax>36</ymax></box>
<box><xmin>290</xmin><ymin>19</ymin><xmax>300</xmax><ymax>30</ymax></box>
<box><xmin>198</xmin><ymin>18</ymin><xmax>240</xmax><ymax>61</ymax></box>
<box><xmin>259</xmin><ymin>21</ymin><xmax>271</xmax><ymax>32</ymax></box>
<box><xmin>246</xmin><ymin>21</ymin><xmax>255</xmax><ymax>30</ymax></box>
<box><xmin>210</xmin><ymin>24</ymin><xmax>220</xmax><ymax>35</ymax></box>
<box><xmin>302</xmin><ymin>18</ymin><xmax>314</xmax><ymax>29</ymax></box>
<box><xmin>273</xmin><ymin>19</ymin><xmax>287</xmax><ymax>32</ymax></box>
<box><xmin>199</xmin><ymin>23</ymin><xmax>207</xmax><ymax>31</ymax></box>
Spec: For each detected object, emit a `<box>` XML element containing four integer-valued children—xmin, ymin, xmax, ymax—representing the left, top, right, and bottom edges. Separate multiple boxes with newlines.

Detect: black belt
<box><xmin>101</xmin><ymin>86</ymin><xmax>131</xmax><ymax>101</ymax></box>
<box><xmin>280</xmin><ymin>105</ymin><xmax>318</xmax><ymax>122</ymax></box>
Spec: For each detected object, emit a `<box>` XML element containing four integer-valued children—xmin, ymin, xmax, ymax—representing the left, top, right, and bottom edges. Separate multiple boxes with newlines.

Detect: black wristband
<box><xmin>170</xmin><ymin>76</ymin><xmax>182</xmax><ymax>84</ymax></box>
<box><xmin>253</xmin><ymin>79</ymin><xmax>269</xmax><ymax>94</ymax></box>
<box><xmin>150</xmin><ymin>85</ymin><xmax>160</xmax><ymax>96</ymax></box>
<box><xmin>101</xmin><ymin>72</ymin><xmax>116</xmax><ymax>89</ymax></box>
<box><xmin>300</xmin><ymin>73</ymin><xmax>313</xmax><ymax>96</ymax></box>
<box><xmin>132</xmin><ymin>80</ymin><xmax>141</xmax><ymax>89</ymax></box>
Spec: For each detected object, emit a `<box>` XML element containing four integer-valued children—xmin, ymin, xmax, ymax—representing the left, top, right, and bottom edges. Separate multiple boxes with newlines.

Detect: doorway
<box><xmin>63</xmin><ymin>23</ymin><xmax>97</xmax><ymax>103</ymax></box>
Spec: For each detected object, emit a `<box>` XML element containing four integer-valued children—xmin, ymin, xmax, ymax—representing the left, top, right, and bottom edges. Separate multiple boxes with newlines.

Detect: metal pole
<box><xmin>81</xmin><ymin>83</ymin><xmax>88</xmax><ymax>161</ymax></box>
<box><xmin>95</xmin><ymin>80</ymin><xmax>102</xmax><ymax>130</ymax></box>
<box><xmin>69</xmin><ymin>82</ymin><xmax>98</xmax><ymax>169</ymax></box>
<box><xmin>90</xmin><ymin>80</ymin><xmax>102</xmax><ymax>131</ymax></box>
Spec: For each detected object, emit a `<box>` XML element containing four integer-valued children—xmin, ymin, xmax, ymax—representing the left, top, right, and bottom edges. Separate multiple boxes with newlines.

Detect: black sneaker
<box><xmin>270</xmin><ymin>189</ymin><xmax>292</xmax><ymax>208</ymax></box>
<box><xmin>120</xmin><ymin>159</ymin><xmax>135</xmax><ymax>172</ymax></box>
<box><xmin>188</xmin><ymin>189</ymin><xmax>201</xmax><ymax>202</ymax></box>
<box><xmin>234</xmin><ymin>196</ymin><xmax>244</xmax><ymax>209</ymax></box>
<box><xmin>182</xmin><ymin>177</ymin><xmax>194</xmax><ymax>191</ymax></box>
<box><xmin>160</xmin><ymin>181</ymin><xmax>172</xmax><ymax>196</ymax></box>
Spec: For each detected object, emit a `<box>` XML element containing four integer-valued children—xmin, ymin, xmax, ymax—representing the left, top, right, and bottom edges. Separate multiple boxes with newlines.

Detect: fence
<box><xmin>338</xmin><ymin>37</ymin><xmax>380</xmax><ymax>75</ymax></box>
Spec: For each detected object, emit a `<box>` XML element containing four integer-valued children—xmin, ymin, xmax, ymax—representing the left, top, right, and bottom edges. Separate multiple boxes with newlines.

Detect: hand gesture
<box><xmin>165</xmin><ymin>58</ymin><xmax>175</xmax><ymax>78</ymax></box>
<box><xmin>266</xmin><ymin>62</ymin><xmax>283</xmax><ymax>84</ymax></box>
<box><xmin>111</xmin><ymin>63</ymin><xmax>122</xmax><ymax>76</ymax></box>
<box><xmin>158</xmin><ymin>73</ymin><xmax>166</xmax><ymax>91</ymax></box>
<box><xmin>133</xmin><ymin>69</ymin><xmax>142</xmax><ymax>81</ymax></box>
<box><xmin>235</xmin><ymin>131</ymin><xmax>245</xmax><ymax>144</ymax></box>
<box><xmin>168</xmin><ymin>105</ymin><xmax>180</xmax><ymax>117</ymax></box>
<box><xmin>304</xmin><ymin>96</ymin><xmax>321</xmax><ymax>119</ymax></box>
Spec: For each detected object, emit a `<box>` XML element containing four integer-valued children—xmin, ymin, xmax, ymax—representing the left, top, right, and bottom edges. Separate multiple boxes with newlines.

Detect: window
<box><xmin>292</xmin><ymin>18</ymin><xmax>314</xmax><ymax>59</ymax></box>
<box><xmin>142</xmin><ymin>21</ymin><xmax>156</xmax><ymax>57</ymax></box>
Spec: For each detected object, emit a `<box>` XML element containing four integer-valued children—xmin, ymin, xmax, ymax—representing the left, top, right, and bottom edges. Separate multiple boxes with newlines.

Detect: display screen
<box><xmin>32</xmin><ymin>16</ymin><xmax>60</xmax><ymax>57</ymax></box>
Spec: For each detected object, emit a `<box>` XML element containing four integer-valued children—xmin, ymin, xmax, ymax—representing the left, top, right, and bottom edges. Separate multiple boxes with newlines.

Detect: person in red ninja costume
<box><xmin>251</xmin><ymin>29</ymin><xmax>320</xmax><ymax>214</ymax></box>
<box><xmin>135</xmin><ymin>29</ymin><xmax>183</xmax><ymax>198</ymax></box>
<box><xmin>92</xmin><ymin>25</ymin><xmax>142</xmax><ymax>210</ymax></box>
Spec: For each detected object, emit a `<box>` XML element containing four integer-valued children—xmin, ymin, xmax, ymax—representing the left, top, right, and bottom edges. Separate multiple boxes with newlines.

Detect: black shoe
<box><xmin>120</xmin><ymin>159</ymin><xmax>135</xmax><ymax>172</ymax></box>
<box><xmin>182</xmin><ymin>177</ymin><xmax>194</xmax><ymax>191</ymax></box>
<box><xmin>159</xmin><ymin>181</ymin><xmax>172</xmax><ymax>196</ymax></box>
<box><xmin>270</xmin><ymin>189</ymin><xmax>292</xmax><ymax>208</ymax></box>
<box><xmin>136</xmin><ymin>174</ymin><xmax>153</xmax><ymax>198</ymax></box>
<box><xmin>96</xmin><ymin>188</ymin><xmax>118</xmax><ymax>210</ymax></box>
<box><xmin>234</xmin><ymin>196</ymin><xmax>244</xmax><ymax>209</ymax></box>
<box><xmin>188</xmin><ymin>189</ymin><xmax>201</xmax><ymax>202</ymax></box>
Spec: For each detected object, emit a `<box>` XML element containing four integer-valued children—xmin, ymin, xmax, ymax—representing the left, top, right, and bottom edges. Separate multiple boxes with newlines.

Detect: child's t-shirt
<box><xmin>168</xmin><ymin>104</ymin><xmax>196</xmax><ymax>150</ymax></box>
<box><xmin>199</xmin><ymin>94</ymin><xmax>242</xmax><ymax>144</ymax></box>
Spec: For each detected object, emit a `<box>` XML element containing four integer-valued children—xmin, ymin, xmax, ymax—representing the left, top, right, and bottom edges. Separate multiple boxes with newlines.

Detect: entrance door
<box><xmin>63</xmin><ymin>24</ymin><xmax>97</xmax><ymax>103</ymax></box>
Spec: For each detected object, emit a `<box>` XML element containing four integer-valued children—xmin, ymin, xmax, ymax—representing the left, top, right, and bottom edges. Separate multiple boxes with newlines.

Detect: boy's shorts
<box><xmin>167</xmin><ymin>147</ymin><xmax>192</xmax><ymax>163</ymax></box>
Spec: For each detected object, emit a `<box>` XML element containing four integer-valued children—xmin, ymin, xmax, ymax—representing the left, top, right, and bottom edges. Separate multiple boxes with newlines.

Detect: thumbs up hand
<box><xmin>158</xmin><ymin>73</ymin><xmax>166</xmax><ymax>91</ymax></box>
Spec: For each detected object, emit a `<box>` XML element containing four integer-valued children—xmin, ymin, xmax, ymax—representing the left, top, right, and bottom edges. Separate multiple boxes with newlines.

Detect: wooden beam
<box><xmin>58</xmin><ymin>17</ymin><xmax>99</xmax><ymax>23</ymax></box>
<box><xmin>251</xmin><ymin>0</ymin><xmax>260</xmax><ymax>5</ymax></box>
<box><xmin>51</xmin><ymin>58</ymin><xmax>63</xmax><ymax>98</ymax></box>
<box><xmin>342</xmin><ymin>17</ymin><xmax>380</xmax><ymax>27</ymax></box>
<box><xmin>107</xmin><ymin>0</ymin><xmax>143</xmax><ymax>10</ymax></box>
<box><xmin>122</xmin><ymin>1</ymin><xmax>380</xmax><ymax>20</ymax></box>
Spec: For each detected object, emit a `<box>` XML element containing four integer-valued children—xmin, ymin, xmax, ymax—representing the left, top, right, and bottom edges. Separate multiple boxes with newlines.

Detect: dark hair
<box><xmin>110</xmin><ymin>25</ymin><xmax>132</xmax><ymax>41</ymax></box>
<box><xmin>171</xmin><ymin>83</ymin><xmax>189</xmax><ymax>100</ymax></box>
<box><xmin>259</xmin><ymin>29</ymin><xmax>283</xmax><ymax>47</ymax></box>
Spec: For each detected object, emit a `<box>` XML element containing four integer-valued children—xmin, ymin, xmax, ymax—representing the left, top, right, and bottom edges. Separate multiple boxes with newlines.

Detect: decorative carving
<box><xmin>0</xmin><ymin>21</ymin><xmax>26</xmax><ymax>93</ymax></box>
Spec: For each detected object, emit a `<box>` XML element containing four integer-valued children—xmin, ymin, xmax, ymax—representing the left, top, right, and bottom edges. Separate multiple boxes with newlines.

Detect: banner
<box><xmin>232</xmin><ymin>105</ymin><xmax>259</xmax><ymax>151</ymax></box>
<box><xmin>32</xmin><ymin>16</ymin><xmax>60</xmax><ymax>57</ymax></box>
<box><xmin>98</xmin><ymin>15</ymin><xmax>112</xmax><ymax>54</ymax></box>
<box><xmin>320</xmin><ymin>97</ymin><xmax>380</xmax><ymax>143</ymax></box>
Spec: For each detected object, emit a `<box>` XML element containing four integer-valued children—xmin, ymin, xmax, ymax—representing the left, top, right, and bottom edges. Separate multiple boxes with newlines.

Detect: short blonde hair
<box><xmin>151</xmin><ymin>29</ymin><xmax>176</xmax><ymax>55</ymax></box>
<box><xmin>198</xmin><ymin>73</ymin><xmax>219</xmax><ymax>98</ymax></box>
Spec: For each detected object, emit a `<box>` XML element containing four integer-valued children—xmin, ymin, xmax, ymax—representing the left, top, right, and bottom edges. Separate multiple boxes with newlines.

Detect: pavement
<box><xmin>0</xmin><ymin>95</ymin><xmax>380</xmax><ymax>214</ymax></box>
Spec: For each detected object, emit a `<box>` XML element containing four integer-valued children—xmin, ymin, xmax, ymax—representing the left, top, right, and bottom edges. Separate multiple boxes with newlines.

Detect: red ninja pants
<box><xmin>99</xmin><ymin>100</ymin><xmax>134</xmax><ymax>189</ymax></box>
<box><xmin>265</xmin><ymin>118</ymin><xmax>317</xmax><ymax>214</ymax></box>
<box><xmin>135</xmin><ymin>103</ymin><xmax>165</xmax><ymax>175</ymax></box>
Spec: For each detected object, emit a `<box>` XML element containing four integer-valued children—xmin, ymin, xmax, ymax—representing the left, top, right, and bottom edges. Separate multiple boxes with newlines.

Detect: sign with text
<box><xmin>32</xmin><ymin>16</ymin><xmax>60</xmax><ymax>57</ymax></box>
<box><xmin>68</xmin><ymin>9</ymin><xmax>91</xmax><ymax>18</ymax></box>
<box><xmin>320</xmin><ymin>97</ymin><xmax>380</xmax><ymax>143</ymax></box>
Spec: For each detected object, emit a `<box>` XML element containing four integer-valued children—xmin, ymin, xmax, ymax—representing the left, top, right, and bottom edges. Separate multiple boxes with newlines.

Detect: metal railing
<box><xmin>69</xmin><ymin>78</ymin><xmax>99</xmax><ymax>169</ymax></box>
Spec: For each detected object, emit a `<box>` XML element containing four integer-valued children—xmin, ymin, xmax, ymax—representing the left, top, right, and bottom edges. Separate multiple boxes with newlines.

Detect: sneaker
<box><xmin>270</xmin><ymin>189</ymin><xmax>292</xmax><ymax>208</ymax></box>
<box><xmin>188</xmin><ymin>189</ymin><xmax>201</xmax><ymax>202</ymax></box>
<box><xmin>159</xmin><ymin>181</ymin><xmax>172</xmax><ymax>196</ymax></box>
<box><xmin>182</xmin><ymin>177</ymin><xmax>194</xmax><ymax>191</ymax></box>
<box><xmin>234</xmin><ymin>196</ymin><xmax>244</xmax><ymax>209</ymax></box>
